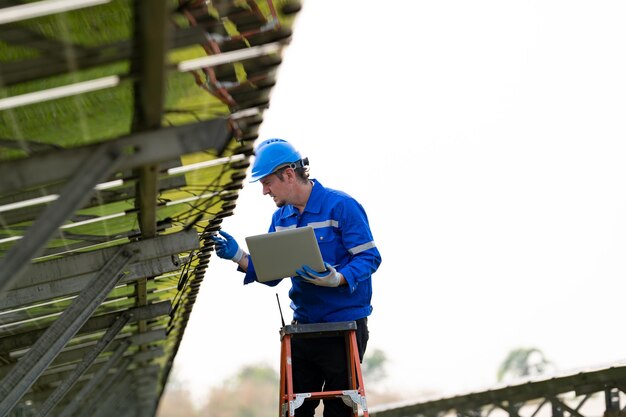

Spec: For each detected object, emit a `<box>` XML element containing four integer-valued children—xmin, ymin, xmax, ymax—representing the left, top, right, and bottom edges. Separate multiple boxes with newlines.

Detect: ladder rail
<box><xmin>278</xmin><ymin>321</ymin><xmax>369</xmax><ymax>417</ymax></box>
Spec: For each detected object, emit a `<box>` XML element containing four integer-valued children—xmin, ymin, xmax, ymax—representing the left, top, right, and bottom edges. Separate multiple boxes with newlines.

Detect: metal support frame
<box><xmin>0</xmin><ymin>174</ymin><xmax>186</xmax><ymax>227</ymax></box>
<box><xmin>605</xmin><ymin>387</ymin><xmax>620</xmax><ymax>411</ymax></box>
<box><xmin>0</xmin><ymin>331</ymin><xmax>162</xmax><ymax>381</ymax></box>
<box><xmin>368</xmin><ymin>368</ymin><xmax>626</xmax><ymax>417</ymax></box>
<box><xmin>14</xmin><ymin>229</ymin><xmax>197</xmax><ymax>286</ymax></box>
<box><xmin>0</xmin><ymin>301</ymin><xmax>171</xmax><ymax>354</ymax></box>
<box><xmin>1</xmin><ymin>255</ymin><xmax>179</xmax><ymax>310</ymax></box>
<box><xmin>11</xmin><ymin>345</ymin><xmax>164</xmax><ymax>399</ymax></box>
<box><xmin>0</xmin><ymin>118</ymin><xmax>231</xmax><ymax>193</ymax></box>
<box><xmin>113</xmin><ymin>390</ymin><xmax>138</xmax><ymax>417</ymax></box>
<box><xmin>0</xmin><ymin>248</ymin><xmax>136</xmax><ymax>416</ymax></box>
<box><xmin>56</xmin><ymin>343</ymin><xmax>132</xmax><ymax>417</ymax></box>
<box><xmin>91</xmin><ymin>375</ymin><xmax>134</xmax><ymax>417</ymax></box>
<box><xmin>131</xmin><ymin>0</ymin><xmax>170</xmax><ymax>238</ymax></box>
<box><xmin>136</xmin><ymin>345</ymin><xmax>165</xmax><ymax>361</ymax></box>
<box><xmin>86</xmin><ymin>361</ymin><xmax>134</xmax><ymax>413</ymax></box>
<box><xmin>0</xmin><ymin>145</ymin><xmax>123</xmax><ymax>294</ymax></box>
<box><xmin>135</xmin><ymin>366</ymin><xmax>161</xmax><ymax>417</ymax></box>
<box><xmin>130</xmin><ymin>328</ymin><xmax>167</xmax><ymax>345</ymax></box>
<box><xmin>0</xmin><ymin>229</ymin><xmax>197</xmax><ymax>319</ymax></box>
<box><xmin>35</xmin><ymin>312</ymin><xmax>132</xmax><ymax>417</ymax></box>
<box><xmin>503</xmin><ymin>402</ymin><xmax>521</xmax><ymax>417</ymax></box>
<box><xmin>134</xmin><ymin>1</ymin><xmax>180</xmax><ymax>338</ymax></box>
<box><xmin>555</xmin><ymin>396</ymin><xmax>589</xmax><ymax>417</ymax></box>
<box><xmin>551</xmin><ymin>398</ymin><xmax>564</xmax><ymax>417</ymax></box>
<box><xmin>45</xmin><ymin>329</ymin><xmax>165</xmax><ymax>369</ymax></box>
<box><xmin>0</xmin><ymin>26</ymin><xmax>206</xmax><ymax>87</ymax></box>
<box><xmin>131</xmin><ymin>0</ymin><xmax>186</xmax><ymax>338</ymax></box>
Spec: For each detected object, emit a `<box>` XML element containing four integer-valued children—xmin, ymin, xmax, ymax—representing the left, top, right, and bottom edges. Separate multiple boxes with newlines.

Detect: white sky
<box><xmin>172</xmin><ymin>0</ymin><xmax>626</xmax><ymax>402</ymax></box>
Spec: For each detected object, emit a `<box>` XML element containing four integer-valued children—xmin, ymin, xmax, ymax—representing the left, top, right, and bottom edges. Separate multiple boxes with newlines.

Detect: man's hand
<box><xmin>297</xmin><ymin>262</ymin><xmax>343</xmax><ymax>287</ymax></box>
<box><xmin>211</xmin><ymin>230</ymin><xmax>244</xmax><ymax>262</ymax></box>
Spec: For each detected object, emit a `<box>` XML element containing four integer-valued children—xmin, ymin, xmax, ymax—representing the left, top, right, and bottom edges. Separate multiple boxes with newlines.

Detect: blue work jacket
<box><xmin>243</xmin><ymin>180</ymin><xmax>382</xmax><ymax>323</ymax></box>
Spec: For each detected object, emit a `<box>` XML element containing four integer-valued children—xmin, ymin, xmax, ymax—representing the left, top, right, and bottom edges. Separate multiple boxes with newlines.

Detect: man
<box><xmin>211</xmin><ymin>138</ymin><xmax>382</xmax><ymax>417</ymax></box>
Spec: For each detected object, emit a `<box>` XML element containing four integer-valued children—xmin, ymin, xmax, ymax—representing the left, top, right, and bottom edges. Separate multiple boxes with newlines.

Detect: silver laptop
<box><xmin>245</xmin><ymin>226</ymin><xmax>326</xmax><ymax>282</ymax></box>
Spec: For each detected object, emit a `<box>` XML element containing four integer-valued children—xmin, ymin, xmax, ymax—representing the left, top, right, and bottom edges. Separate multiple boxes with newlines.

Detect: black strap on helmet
<box><xmin>289</xmin><ymin>157</ymin><xmax>309</xmax><ymax>169</ymax></box>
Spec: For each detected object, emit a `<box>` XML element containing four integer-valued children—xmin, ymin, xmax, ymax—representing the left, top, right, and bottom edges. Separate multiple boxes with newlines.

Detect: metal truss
<box><xmin>370</xmin><ymin>366</ymin><xmax>626</xmax><ymax>417</ymax></box>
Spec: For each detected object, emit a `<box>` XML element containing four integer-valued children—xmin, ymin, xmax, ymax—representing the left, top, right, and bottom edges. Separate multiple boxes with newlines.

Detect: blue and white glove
<box><xmin>211</xmin><ymin>230</ymin><xmax>244</xmax><ymax>262</ymax></box>
<box><xmin>296</xmin><ymin>262</ymin><xmax>342</xmax><ymax>287</ymax></box>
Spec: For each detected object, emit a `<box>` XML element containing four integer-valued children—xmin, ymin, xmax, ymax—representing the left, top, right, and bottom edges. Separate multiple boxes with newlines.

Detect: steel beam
<box><xmin>0</xmin><ymin>302</ymin><xmax>171</xmax><ymax>353</ymax></box>
<box><xmin>0</xmin><ymin>230</ymin><xmax>195</xmax><ymax>310</ymax></box>
<box><xmin>13</xmin><ymin>345</ymin><xmax>165</xmax><ymax>393</ymax></box>
<box><xmin>134</xmin><ymin>365</ymin><xmax>161</xmax><ymax>417</ymax></box>
<box><xmin>0</xmin><ymin>329</ymin><xmax>166</xmax><ymax>380</ymax></box>
<box><xmin>77</xmin><ymin>360</ymin><xmax>147</xmax><ymax>417</ymax></box>
<box><xmin>56</xmin><ymin>346</ymin><xmax>132</xmax><ymax>417</ymax></box>
<box><xmin>368</xmin><ymin>367</ymin><xmax>626</xmax><ymax>417</ymax></box>
<box><xmin>35</xmin><ymin>312</ymin><xmax>132</xmax><ymax>417</ymax></box>
<box><xmin>605</xmin><ymin>387</ymin><xmax>621</xmax><ymax>413</ymax></box>
<box><xmin>0</xmin><ymin>160</ymin><xmax>183</xmax><ymax>206</ymax></box>
<box><xmin>0</xmin><ymin>256</ymin><xmax>179</xmax><ymax>310</ymax></box>
<box><xmin>131</xmin><ymin>0</ymin><xmax>189</xmax><ymax>339</ymax></box>
<box><xmin>0</xmin><ymin>118</ymin><xmax>231</xmax><ymax>193</ymax></box>
<box><xmin>0</xmin><ymin>145</ymin><xmax>123</xmax><ymax>295</ymax></box>
<box><xmin>131</xmin><ymin>0</ymin><xmax>170</xmax><ymax>239</ymax></box>
<box><xmin>4</xmin><ymin>229</ymin><xmax>197</xmax><ymax>291</ymax></box>
<box><xmin>92</xmin><ymin>375</ymin><xmax>134</xmax><ymax>417</ymax></box>
<box><xmin>112</xmin><ymin>390</ymin><xmax>137</xmax><ymax>417</ymax></box>
<box><xmin>0</xmin><ymin>247</ymin><xmax>136</xmax><ymax>416</ymax></box>
<box><xmin>0</xmin><ymin>174</ymin><xmax>186</xmax><ymax>226</ymax></box>
<box><xmin>0</xmin><ymin>26</ymin><xmax>206</xmax><ymax>87</ymax></box>
<box><xmin>129</xmin><ymin>328</ymin><xmax>167</xmax><ymax>345</ymax></box>
<box><xmin>53</xmin><ymin>329</ymin><xmax>166</xmax><ymax>365</ymax></box>
<box><xmin>132</xmin><ymin>346</ymin><xmax>165</xmax><ymax>363</ymax></box>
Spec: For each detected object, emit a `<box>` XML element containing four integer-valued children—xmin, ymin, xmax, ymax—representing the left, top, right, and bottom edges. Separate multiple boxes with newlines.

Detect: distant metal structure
<box><xmin>369</xmin><ymin>365</ymin><xmax>626</xmax><ymax>417</ymax></box>
<box><xmin>0</xmin><ymin>0</ymin><xmax>301</xmax><ymax>416</ymax></box>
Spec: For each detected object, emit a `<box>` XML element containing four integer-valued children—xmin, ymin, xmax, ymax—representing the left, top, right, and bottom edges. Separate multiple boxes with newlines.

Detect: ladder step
<box><xmin>285</xmin><ymin>390</ymin><xmax>356</xmax><ymax>400</ymax></box>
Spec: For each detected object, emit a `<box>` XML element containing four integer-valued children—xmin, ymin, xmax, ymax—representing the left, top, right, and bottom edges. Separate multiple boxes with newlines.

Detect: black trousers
<box><xmin>291</xmin><ymin>318</ymin><xmax>369</xmax><ymax>417</ymax></box>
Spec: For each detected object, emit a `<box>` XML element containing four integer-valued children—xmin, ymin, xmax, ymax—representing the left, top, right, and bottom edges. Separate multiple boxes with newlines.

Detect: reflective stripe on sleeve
<box><xmin>348</xmin><ymin>241</ymin><xmax>376</xmax><ymax>255</ymax></box>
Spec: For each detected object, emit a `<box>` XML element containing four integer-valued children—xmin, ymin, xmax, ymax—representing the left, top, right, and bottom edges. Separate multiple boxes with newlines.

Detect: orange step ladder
<box><xmin>278</xmin><ymin>321</ymin><xmax>368</xmax><ymax>417</ymax></box>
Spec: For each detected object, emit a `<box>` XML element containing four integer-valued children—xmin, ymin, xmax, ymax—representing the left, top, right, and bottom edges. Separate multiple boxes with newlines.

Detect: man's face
<box><xmin>260</xmin><ymin>172</ymin><xmax>290</xmax><ymax>207</ymax></box>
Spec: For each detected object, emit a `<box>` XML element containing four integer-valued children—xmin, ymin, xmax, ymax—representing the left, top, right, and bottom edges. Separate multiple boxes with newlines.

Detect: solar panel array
<box><xmin>0</xmin><ymin>1</ymin><xmax>300</xmax><ymax>416</ymax></box>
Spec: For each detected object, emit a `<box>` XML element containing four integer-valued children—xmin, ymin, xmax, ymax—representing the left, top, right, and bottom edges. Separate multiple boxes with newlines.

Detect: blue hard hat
<box><xmin>249</xmin><ymin>138</ymin><xmax>304</xmax><ymax>182</ymax></box>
